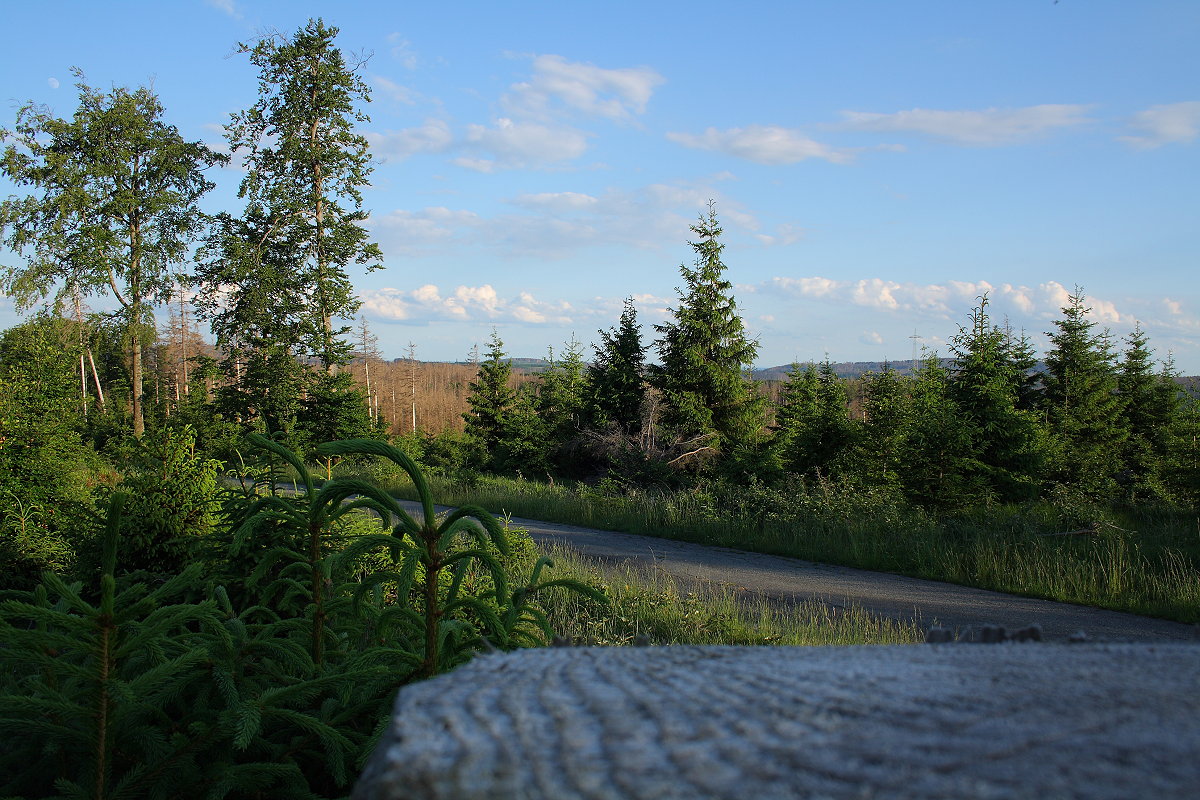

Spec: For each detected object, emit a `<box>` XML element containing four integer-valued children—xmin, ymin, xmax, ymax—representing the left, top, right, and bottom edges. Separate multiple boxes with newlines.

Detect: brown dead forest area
<box><xmin>344</xmin><ymin>358</ymin><xmax>539</xmax><ymax>436</ymax></box>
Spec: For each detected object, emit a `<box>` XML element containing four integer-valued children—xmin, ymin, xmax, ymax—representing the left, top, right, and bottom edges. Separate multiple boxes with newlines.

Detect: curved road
<box><xmin>397</xmin><ymin>500</ymin><xmax>1197</xmax><ymax>642</ymax></box>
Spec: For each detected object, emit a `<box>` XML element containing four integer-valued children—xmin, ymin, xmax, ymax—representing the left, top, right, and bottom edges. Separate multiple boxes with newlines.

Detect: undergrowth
<box><xmin>0</xmin><ymin>437</ymin><xmax>600</xmax><ymax>799</ymax></box>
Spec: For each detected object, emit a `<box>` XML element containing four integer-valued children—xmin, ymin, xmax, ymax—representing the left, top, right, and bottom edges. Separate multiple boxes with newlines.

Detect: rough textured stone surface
<box><xmin>354</xmin><ymin>643</ymin><xmax>1200</xmax><ymax>800</ymax></box>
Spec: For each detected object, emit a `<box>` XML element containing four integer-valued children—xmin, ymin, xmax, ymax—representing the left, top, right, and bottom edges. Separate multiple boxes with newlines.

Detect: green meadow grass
<box><xmin>355</xmin><ymin>466</ymin><xmax>1200</xmax><ymax>624</ymax></box>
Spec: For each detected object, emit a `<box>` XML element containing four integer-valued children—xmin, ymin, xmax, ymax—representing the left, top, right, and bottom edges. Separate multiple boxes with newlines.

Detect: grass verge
<box><xmin>530</xmin><ymin>543</ymin><xmax>922</xmax><ymax>647</ymax></box>
<box><xmin>359</xmin><ymin>467</ymin><xmax>1200</xmax><ymax>625</ymax></box>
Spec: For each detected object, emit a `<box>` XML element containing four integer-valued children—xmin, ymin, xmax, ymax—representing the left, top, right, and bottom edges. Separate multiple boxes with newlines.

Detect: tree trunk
<box><xmin>131</xmin><ymin>316</ymin><xmax>144</xmax><ymax>437</ymax></box>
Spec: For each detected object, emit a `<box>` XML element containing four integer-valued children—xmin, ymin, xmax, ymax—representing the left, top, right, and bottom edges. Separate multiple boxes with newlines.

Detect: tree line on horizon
<box><xmin>1</xmin><ymin>17</ymin><xmax>1197</xmax><ymax>519</ymax></box>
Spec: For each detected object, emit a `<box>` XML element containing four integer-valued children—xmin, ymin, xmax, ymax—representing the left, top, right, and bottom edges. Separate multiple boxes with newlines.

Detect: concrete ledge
<box><xmin>355</xmin><ymin>643</ymin><xmax>1200</xmax><ymax>800</ymax></box>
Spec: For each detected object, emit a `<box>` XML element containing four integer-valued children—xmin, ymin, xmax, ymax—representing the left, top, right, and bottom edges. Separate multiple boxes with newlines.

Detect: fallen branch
<box><xmin>666</xmin><ymin>446</ymin><xmax>716</xmax><ymax>466</ymax></box>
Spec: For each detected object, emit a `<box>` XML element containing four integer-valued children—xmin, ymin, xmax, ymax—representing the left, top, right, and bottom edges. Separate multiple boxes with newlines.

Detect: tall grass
<box><xmin>531</xmin><ymin>544</ymin><xmax>922</xmax><ymax>647</ymax></box>
<box><xmin>364</xmin><ymin>466</ymin><xmax>1200</xmax><ymax>624</ymax></box>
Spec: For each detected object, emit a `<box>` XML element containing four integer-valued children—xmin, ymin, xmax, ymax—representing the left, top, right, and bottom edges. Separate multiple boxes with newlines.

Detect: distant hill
<box><xmin>752</xmin><ymin>359</ymin><xmax>956</xmax><ymax>381</ymax></box>
<box><xmin>399</xmin><ymin>356</ymin><xmax>1197</xmax><ymax>389</ymax></box>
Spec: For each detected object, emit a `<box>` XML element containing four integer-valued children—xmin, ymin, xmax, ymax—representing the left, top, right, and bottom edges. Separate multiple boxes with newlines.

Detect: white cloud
<box><xmin>667</xmin><ymin>125</ymin><xmax>852</xmax><ymax>164</ymax></box>
<box><xmin>367</xmin><ymin>206</ymin><xmax>479</xmax><ymax>252</ymax></box>
<box><xmin>386</xmin><ymin>33</ymin><xmax>419</xmax><ymax>70</ymax></box>
<box><xmin>368</xmin><ymin>181</ymin><xmax>763</xmax><ymax>261</ymax></box>
<box><xmin>852</xmin><ymin>278</ymin><xmax>901</xmax><ymax>310</ymax></box>
<box><xmin>769</xmin><ymin>276</ymin><xmax>1125</xmax><ymax>324</ymax></box>
<box><xmin>371</xmin><ymin>74</ymin><xmax>418</xmax><ymax>105</ymax></box>
<box><xmin>365</xmin><ymin>120</ymin><xmax>453</xmax><ymax>162</ymax></box>
<box><xmin>47</xmin><ymin>77</ymin><xmax>59</xmax><ymax>89</ymax></box>
<box><xmin>755</xmin><ymin>223</ymin><xmax>805</xmax><ymax>247</ymax></box>
<box><xmin>205</xmin><ymin>0</ymin><xmax>240</xmax><ymax>19</ymax></box>
<box><xmin>457</xmin><ymin>118</ymin><xmax>589</xmax><ymax>171</ymax></box>
<box><xmin>511</xmin><ymin>191</ymin><xmax>599</xmax><ymax>211</ymax></box>
<box><xmin>1119</xmin><ymin>101</ymin><xmax>1200</xmax><ymax>149</ymax></box>
<box><xmin>361</xmin><ymin>284</ymin><xmax>573</xmax><ymax>325</ymax></box>
<box><xmin>504</xmin><ymin>54</ymin><xmax>664</xmax><ymax>122</ymax></box>
<box><xmin>860</xmin><ymin>331</ymin><xmax>885</xmax><ymax>345</ymax></box>
<box><xmin>1164</xmin><ymin>298</ymin><xmax>1184</xmax><ymax>316</ymax></box>
<box><xmin>839</xmin><ymin>104</ymin><xmax>1092</xmax><ymax>146</ymax></box>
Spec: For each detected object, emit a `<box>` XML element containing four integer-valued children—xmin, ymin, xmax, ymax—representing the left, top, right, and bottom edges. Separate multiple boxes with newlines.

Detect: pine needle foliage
<box><xmin>1</xmin><ymin>437</ymin><xmax>602</xmax><ymax>797</ymax></box>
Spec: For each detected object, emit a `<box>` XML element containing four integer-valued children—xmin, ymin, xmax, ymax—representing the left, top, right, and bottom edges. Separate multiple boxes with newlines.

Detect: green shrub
<box><xmin>102</xmin><ymin>425</ymin><xmax>223</xmax><ymax>576</ymax></box>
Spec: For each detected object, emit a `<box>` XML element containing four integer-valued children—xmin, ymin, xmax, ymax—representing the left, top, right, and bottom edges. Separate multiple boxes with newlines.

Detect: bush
<box><xmin>101</xmin><ymin>425</ymin><xmax>222</xmax><ymax>576</ymax></box>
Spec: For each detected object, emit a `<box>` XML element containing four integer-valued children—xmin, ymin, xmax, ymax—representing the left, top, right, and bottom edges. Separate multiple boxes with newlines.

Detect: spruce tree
<box><xmin>903</xmin><ymin>356</ymin><xmax>976</xmax><ymax>507</ymax></box>
<box><xmin>859</xmin><ymin>365</ymin><xmax>909</xmax><ymax>489</ymax></box>
<box><xmin>1042</xmin><ymin>289</ymin><xmax>1127</xmax><ymax>495</ymax></box>
<box><xmin>771</xmin><ymin>361</ymin><xmax>859</xmax><ymax>481</ymax></box>
<box><xmin>463</xmin><ymin>331</ymin><xmax>516</xmax><ymax>470</ymax></box>
<box><xmin>587</xmin><ymin>298</ymin><xmax>647</xmax><ymax>433</ymax></box>
<box><xmin>949</xmin><ymin>296</ymin><xmax>1045</xmax><ymax>501</ymax></box>
<box><xmin>535</xmin><ymin>338</ymin><xmax>588</xmax><ymax>473</ymax></box>
<box><xmin>652</xmin><ymin>204</ymin><xmax>765</xmax><ymax>458</ymax></box>
<box><xmin>1116</xmin><ymin>324</ymin><xmax>1180</xmax><ymax>499</ymax></box>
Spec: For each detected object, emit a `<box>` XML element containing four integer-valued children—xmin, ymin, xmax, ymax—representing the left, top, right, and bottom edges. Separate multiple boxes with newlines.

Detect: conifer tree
<box><xmin>535</xmin><ymin>338</ymin><xmax>588</xmax><ymax>472</ymax></box>
<box><xmin>859</xmin><ymin>365</ymin><xmax>909</xmax><ymax>488</ymax></box>
<box><xmin>652</xmin><ymin>204</ymin><xmax>765</xmax><ymax>458</ymax></box>
<box><xmin>949</xmin><ymin>296</ymin><xmax>1045</xmax><ymax>501</ymax></box>
<box><xmin>902</xmin><ymin>356</ymin><xmax>976</xmax><ymax>507</ymax></box>
<box><xmin>229</xmin><ymin>18</ymin><xmax>382</xmax><ymax>372</ymax></box>
<box><xmin>587</xmin><ymin>298</ymin><xmax>647</xmax><ymax>433</ymax></box>
<box><xmin>196</xmin><ymin>209</ymin><xmax>309</xmax><ymax>438</ymax></box>
<box><xmin>463</xmin><ymin>331</ymin><xmax>516</xmax><ymax>470</ymax></box>
<box><xmin>1116</xmin><ymin>324</ymin><xmax>1180</xmax><ymax>498</ymax></box>
<box><xmin>1042</xmin><ymin>289</ymin><xmax>1127</xmax><ymax>495</ymax></box>
<box><xmin>500</xmin><ymin>386</ymin><xmax>551</xmax><ymax>475</ymax></box>
<box><xmin>771</xmin><ymin>361</ymin><xmax>859</xmax><ymax>481</ymax></box>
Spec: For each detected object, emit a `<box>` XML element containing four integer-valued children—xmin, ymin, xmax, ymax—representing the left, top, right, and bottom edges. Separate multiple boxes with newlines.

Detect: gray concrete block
<box><xmin>355</xmin><ymin>643</ymin><xmax>1200</xmax><ymax>799</ymax></box>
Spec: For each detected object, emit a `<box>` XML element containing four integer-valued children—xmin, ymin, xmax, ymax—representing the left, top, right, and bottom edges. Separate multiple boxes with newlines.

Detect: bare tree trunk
<box><xmin>408</xmin><ymin>342</ymin><xmax>418</xmax><ymax>434</ymax></box>
<box><xmin>88</xmin><ymin>348</ymin><xmax>107</xmax><ymax>413</ymax></box>
<box><xmin>73</xmin><ymin>292</ymin><xmax>88</xmax><ymax>418</ymax></box>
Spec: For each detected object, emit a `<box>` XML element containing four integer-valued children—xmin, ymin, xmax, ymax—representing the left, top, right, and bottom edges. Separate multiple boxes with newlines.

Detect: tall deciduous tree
<box><xmin>652</xmin><ymin>204</ymin><xmax>765</xmax><ymax>460</ymax></box>
<box><xmin>0</xmin><ymin>72</ymin><xmax>223</xmax><ymax>436</ymax></box>
<box><xmin>229</xmin><ymin>18</ymin><xmax>382</xmax><ymax>372</ymax></box>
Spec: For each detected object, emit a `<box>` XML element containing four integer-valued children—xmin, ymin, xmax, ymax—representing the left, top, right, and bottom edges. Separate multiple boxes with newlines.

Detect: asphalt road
<box><xmin>394</xmin><ymin>499</ymin><xmax>1198</xmax><ymax>642</ymax></box>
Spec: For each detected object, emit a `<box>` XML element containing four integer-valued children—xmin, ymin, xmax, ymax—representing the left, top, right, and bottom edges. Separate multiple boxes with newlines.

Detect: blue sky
<box><xmin>2</xmin><ymin>0</ymin><xmax>1198</xmax><ymax>371</ymax></box>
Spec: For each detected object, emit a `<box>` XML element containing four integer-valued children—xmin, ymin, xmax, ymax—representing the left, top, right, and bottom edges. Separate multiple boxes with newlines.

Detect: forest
<box><xmin>1</xmin><ymin>17</ymin><xmax>1198</xmax><ymax>800</ymax></box>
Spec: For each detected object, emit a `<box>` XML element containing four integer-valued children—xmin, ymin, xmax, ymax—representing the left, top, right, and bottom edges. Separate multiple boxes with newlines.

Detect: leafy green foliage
<box><xmin>229</xmin><ymin>18</ymin><xmax>382</xmax><ymax>371</ymax></box>
<box><xmin>0</xmin><ymin>314</ymin><xmax>104</xmax><ymax>587</ymax></box>
<box><xmin>0</xmin><ymin>71</ymin><xmax>224</xmax><ymax>436</ymax></box>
